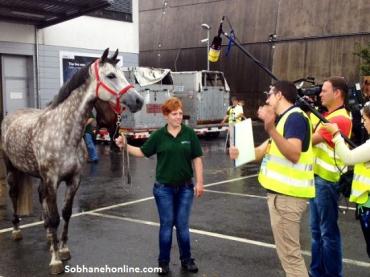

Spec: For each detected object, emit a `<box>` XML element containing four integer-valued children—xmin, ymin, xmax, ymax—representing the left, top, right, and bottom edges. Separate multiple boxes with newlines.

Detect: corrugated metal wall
<box><xmin>36</xmin><ymin>45</ymin><xmax>138</xmax><ymax>107</ymax></box>
<box><xmin>0</xmin><ymin>42</ymin><xmax>139</xmax><ymax>108</ymax></box>
<box><xmin>139</xmin><ymin>0</ymin><xmax>370</xmax><ymax>117</ymax></box>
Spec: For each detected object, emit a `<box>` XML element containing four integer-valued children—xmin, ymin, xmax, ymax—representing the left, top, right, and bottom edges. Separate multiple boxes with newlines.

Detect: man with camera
<box><xmin>309</xmin><ymin>77</ymin><xmax>352</xmax><ymax>277</ymax></box>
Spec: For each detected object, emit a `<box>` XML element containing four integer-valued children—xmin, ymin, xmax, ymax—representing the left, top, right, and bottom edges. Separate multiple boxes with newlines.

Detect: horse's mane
<box><xmin>48</xmin><ymin>57</ymin><xmax>120</xmax><ymax>109</ymax></box>
<box><xmin>49</xmin><ymin>62</ymin><xmax>93</xmax><ymax>109</ymax></box>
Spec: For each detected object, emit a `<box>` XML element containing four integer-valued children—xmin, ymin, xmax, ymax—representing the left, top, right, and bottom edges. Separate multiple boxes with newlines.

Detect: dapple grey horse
<box><xmin>1</xmin><ymin>48</ymin><xmax>144</xmax><ymax>274</ymax></box>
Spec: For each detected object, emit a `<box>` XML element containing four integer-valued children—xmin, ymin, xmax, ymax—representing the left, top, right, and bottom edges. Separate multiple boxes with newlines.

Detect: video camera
<box><xmin>294</xmin><ymin>77</ymin><xmax>367</xmax><ymax>145</ymax></box>
<box><xmin>347</xmin><ymin>82</ymin><xmax>366</xmax><ymax>111</ymax></box>
<box><xmin>294</xmin><ymin>77</ymin><xmax>324</xmax><ymax>112</ymax></box>
<box><xmin>347</xmin><ymin>83</ymin><xmax>368</xmax><ymax>145</ymax></box>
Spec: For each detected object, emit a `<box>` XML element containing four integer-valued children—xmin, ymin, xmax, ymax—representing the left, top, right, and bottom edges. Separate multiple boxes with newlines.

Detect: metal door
<box><xmin>2</xmin><ymin>55</ymin><xmax>31</xmax><ymax>115</ymax></box>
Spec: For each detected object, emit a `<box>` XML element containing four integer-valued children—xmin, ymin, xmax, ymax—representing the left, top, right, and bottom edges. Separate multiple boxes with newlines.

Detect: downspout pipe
<box><xmin>34</xmin><ymin>26</ymin><xmax>40</xmax><ymax>108</ymax></box>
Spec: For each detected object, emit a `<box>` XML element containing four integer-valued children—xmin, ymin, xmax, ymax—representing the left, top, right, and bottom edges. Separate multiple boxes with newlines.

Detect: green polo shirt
<box><xmin>140</xmin><ymin>124</ymin><xmax>203</xmax><ymax>185</ymax></box>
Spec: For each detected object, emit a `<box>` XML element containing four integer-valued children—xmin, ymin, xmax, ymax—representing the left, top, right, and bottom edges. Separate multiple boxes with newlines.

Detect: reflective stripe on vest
<box><xmin>313</xmin><ymin>108</ymin><xmax>351</xmax><ymax>182</ymax></box>
<box><xmin>258</xmin><ymin>107</ymin><xmax>315</xmax><ymax>198</ymax></box>
<box><xmin>228</xmin><ymin>106</ymin><xmax>242</xmax><ymax>123</ymax></box>
<box><xmin>350</xmin><ymin>162</ymin><xmax>370</xmax><ymax>204</ymax></box>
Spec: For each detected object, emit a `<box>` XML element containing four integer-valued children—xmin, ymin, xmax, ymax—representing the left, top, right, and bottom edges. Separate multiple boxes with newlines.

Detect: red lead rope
<box><xmin>94</xmin><ymin>59</ymin><xmax>134</xmax><ymax>114</ymax></box>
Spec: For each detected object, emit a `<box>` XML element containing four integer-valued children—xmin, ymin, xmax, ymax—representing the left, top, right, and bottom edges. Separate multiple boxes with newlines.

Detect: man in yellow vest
<box><xmin>221</xmin><ymin>96</ymin><xmax>244</xmax><ymax>125</ymax></box>
<box><xmin>309</xmin><ymin>77</ymin><xmax>352</xmax><ymax>277</ymax></box>
<box><xmin>230</xmin><ymin>80</ymin><xmax>314</xmax><ymax>277</ymax></box>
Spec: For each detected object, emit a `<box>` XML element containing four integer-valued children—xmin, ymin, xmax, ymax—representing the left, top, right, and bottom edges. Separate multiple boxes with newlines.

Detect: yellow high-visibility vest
<box><xmin>350</xmin><ymin>162</ymin><xmax>370</xmax><ymax>204</ymax></box>
<box><xmin>227</xmin><ymin>106</ymin><xmax>242</xmax><ymax>123</ymax></box>
<box><xmin>312</xmin><ymin>108</ymin><xmax>352</xmax><ymax>182</ymax></box>
<box><xmin>258</xmin><ymin>107</ymin><xmax>315</xmax><ymax>198</ymax></box>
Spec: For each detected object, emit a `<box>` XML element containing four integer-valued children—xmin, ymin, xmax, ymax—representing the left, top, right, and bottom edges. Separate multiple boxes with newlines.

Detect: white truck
<box><xmin>117</xmin><ymin>68</ymin><xmax>230</xmax><ymax>140</ymax></box>
<box><xmin>171</xmin><ymin>70</ymin><xmax>230</xmax><ymax>137</ymax></box>
<box><xmin>119</xmin><ymin>67</ymin><xmax>174</xmax><ymax>140</ymax></box>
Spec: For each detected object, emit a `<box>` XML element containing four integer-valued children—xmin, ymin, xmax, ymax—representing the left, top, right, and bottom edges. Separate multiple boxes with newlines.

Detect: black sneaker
<box><xmin>181</xmin><ymin>258</ymin><xmax>198</xmax><ymax>273</ymax></box>
<box><xmin>158</xmin><ymin>262</ymin><xmax>169</xmax><ymax>275</ymax></box>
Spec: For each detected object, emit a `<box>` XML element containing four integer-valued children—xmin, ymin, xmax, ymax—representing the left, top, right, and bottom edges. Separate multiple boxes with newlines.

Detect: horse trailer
<box><xmin>120</xmin><ymin>67</ymin><xmax>174</xmax><ymax>140</ymax></box>
<box><xmin>171</xmin><ymin>70</ymin><xmax>230</xmax><ymax>136</ymax></box>
<box><xmin>115</xmin><ymin>68</ymin><xmax>230</xmax><ymax>140</ymax></box>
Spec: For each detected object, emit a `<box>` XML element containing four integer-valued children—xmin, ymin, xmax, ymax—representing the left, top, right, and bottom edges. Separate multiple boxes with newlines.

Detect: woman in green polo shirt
<box><xmin>116</xmin><ymin>97</ymin><xmax>204</xmax><ymax>275</ymax></box>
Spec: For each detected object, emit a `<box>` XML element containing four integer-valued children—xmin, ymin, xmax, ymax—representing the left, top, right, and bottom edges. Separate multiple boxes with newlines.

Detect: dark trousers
<box><xmin>359</xmin><ymin>206</ymin><xmax>370</xmax><ymax>258</ymax></box>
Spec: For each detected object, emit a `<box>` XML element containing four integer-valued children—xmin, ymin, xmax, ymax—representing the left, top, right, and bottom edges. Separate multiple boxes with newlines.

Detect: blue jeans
<box><xmin>153</xmin><ymin>182</ymin><xmax>194</xmax><ymax>264</ymax></box>
<box><xmin>84</xmin><ymin>133</ymin><xmax>98</xmax><ymax>161</ymax></box>
<box><xmin>309</xmin><ymin>175</ymin><xmax>342</xmax><ymax>277</ymax></box>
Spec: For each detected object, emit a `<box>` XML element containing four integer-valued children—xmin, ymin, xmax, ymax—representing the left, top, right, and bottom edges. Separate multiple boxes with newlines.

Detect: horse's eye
<box><xmin>107</xmin><ymin>73</ymin><xmax>116</xmax><ymax>79</ymax></box>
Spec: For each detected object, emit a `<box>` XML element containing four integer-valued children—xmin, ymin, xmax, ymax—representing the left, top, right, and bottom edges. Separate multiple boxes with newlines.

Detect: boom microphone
<box><xmin>208</xmin><ymin>16</ymin><xmax>225</xmax><ymax>63</ymax></box>
<box><xmin>218</xmin><ymin>16</ymin><xmax>225</xmax><ymax>36</ymax></box>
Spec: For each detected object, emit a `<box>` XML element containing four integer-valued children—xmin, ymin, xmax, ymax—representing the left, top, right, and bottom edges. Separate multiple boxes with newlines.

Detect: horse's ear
<box><xmin>101</xmin><ymin>48</ymin><xmax>109</xmax><ymax>63</ymax></box>
<box><xmin>111</xmin><ymin>49</ymin><xmax>119</xmax><ymax>60</ymax></box>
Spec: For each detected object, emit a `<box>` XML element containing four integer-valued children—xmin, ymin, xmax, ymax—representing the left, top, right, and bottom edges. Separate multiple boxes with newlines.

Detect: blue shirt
<box><xmin>277</xmin><ymin>107</ymin><xmax>310</xmax><ymax>151</ymax></box>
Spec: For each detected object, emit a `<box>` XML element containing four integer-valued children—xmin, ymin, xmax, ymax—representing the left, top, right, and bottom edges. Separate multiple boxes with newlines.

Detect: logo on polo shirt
<box><xmin>181</xmin><ymin>141</ymin><xmax>191</xmax><ymax>144</ymax></box>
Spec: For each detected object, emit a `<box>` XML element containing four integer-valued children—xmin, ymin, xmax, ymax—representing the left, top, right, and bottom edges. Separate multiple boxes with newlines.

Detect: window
<box><xmin>202</xmin><ymin>72</ymin><xmax>225</xmax><ymax>87</ymax></box>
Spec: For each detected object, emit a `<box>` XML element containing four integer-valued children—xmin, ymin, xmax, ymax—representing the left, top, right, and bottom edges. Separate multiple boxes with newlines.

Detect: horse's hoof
<box><xmin>59</xmin><ymin>248</ymin><xmax>71</xmax><ymax>261</ymax></box>
<box><xmin>46</xmin><ymin>233</ymin><xmax>53</xmax><ymax>243</ymax></box>
<box><xmin>49</xmin><ymin>261</ymin><xmax>64</xmax><ymax>275</ymax></box>
<box><xmin>11</xmin><ymin>230</ymin><xmax>23</xmax><ymax>241</ymax></box>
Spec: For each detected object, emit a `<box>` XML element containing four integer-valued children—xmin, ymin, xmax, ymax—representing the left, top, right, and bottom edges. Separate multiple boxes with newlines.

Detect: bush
<box><xmin>354</xmin><ymin>42</ymin><xmax>370</xmax><ymax>76</ymax></box>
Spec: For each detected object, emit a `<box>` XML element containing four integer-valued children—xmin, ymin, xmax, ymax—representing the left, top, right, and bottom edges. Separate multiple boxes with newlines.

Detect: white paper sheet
<box><xmin>230</xmin><ymin>118</ymin><xmax>256</xmax><ymax>167</ymax></box>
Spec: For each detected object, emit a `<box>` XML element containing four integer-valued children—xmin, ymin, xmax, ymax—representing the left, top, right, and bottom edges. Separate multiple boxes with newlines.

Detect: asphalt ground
<box><xmin>0</xmin><ymin>124</ymin><xmax>370</xmax><ymax>276</ymax></box>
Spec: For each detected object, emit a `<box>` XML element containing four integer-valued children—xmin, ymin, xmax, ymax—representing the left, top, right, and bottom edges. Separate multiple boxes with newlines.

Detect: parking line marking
<box><xmin>0</xmin><ymin>196</ymin><xmax>155</xmax><ymax>234</ymax></box>
<box><xmin>205</xmin><ymin>189</ymin><xmax>356</xmax><ymax>211</ymax></box>
<box><xmin>87</xmin><ymin>212</ymin><xmax>370</xmax><ymax>268</ymax></box>
<box><xmin>204</xmin><ymin>189</ymin><xmax>267</xmax><ymax>199</ymax></box>
<box><xmin>204</xmin><ymin>174</ymin><xmax>258</xmax><ymax>188</ymax></box>
<box><xmin>0</xmin><ymin>174</ymin><xmax>257</xmax><ymax>234</ymax></box>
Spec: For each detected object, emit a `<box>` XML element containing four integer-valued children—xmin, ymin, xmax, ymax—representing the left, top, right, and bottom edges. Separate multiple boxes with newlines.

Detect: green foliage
<box><xmin>354</xmin><ymin>42</ymin><xmax>370</xmax><ymax>76</ymax></box>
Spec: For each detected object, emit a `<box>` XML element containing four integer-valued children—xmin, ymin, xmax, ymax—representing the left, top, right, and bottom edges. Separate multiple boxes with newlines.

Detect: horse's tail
<box><xmin>16</xmin><ymin>174</ymin><xmax>33</xmax><ymax>216</ymax></box>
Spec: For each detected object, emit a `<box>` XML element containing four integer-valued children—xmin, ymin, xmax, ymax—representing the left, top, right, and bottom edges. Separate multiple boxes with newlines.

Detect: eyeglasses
<box><xmin>264</xmin><ymin>91</ymin><xmax>275</xmax><ymax>98</ymax></box>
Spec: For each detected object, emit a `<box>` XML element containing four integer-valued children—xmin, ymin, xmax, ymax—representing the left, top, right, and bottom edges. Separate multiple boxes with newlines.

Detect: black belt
<box><xmin>160</xmin><ymin>179</ymin><xmax>193</xmax><ymax>187</ymax></box>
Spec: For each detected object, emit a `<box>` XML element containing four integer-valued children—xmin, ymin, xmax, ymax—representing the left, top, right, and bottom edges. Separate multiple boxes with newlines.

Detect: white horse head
<box><xmin>93</xmin><ymin>48</ymin><xmax>143</xmax><ymax>113</ymax></box>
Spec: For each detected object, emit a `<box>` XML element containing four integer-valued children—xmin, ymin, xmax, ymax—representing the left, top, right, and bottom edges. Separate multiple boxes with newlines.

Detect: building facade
<box><xmin>139</xmin><ymin>0</ymin><xmax>370</xmax><ymax>117</ymax></box>
<box><xmin>0</xmin><ymin>0</ymin><xmax>138</xmax><ymax>122</ymax></box>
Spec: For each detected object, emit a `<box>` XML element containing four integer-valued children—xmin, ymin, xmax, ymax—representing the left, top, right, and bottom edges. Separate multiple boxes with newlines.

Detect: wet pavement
<box><xmin>0</xmin><ymin>123</ymin><xmax>370</xmax><ymax>276</ymax></box>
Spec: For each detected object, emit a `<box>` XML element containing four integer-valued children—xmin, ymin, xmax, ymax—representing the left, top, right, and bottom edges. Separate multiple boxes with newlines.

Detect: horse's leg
<box><xmin>41</xmin><ymin>177</ymin><xmax>63</xmax><ymax>274</ymax></box>
<box><xmin>109</xmin><ymin>126</ymin><xmax>121</xmax><ymax>152</ymax></box>
<box><xmin>59</xmin><ymin>174</ymin><xmax>80</xmax><ymax>261</ymax></box>
<box><xmin>38</xmin><ymin>181</ymin><xmax>52</xmax><ymax>243</ymax></box>
<box><xmin>4</xmin><ymin>154</ymin><xmax>23</xmax><ymax>241</ymax></box>
<box><xmin>7</xmin><ymin>170</ymin><xmax>22</xmax><ymax>240</ymax></box>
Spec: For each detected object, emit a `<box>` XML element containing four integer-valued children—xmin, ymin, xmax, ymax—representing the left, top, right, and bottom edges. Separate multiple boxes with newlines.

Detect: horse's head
<box><xmin>92</xmin><ymin>48</ymin><xmax>143</xmax><ymax>113</ymax></box>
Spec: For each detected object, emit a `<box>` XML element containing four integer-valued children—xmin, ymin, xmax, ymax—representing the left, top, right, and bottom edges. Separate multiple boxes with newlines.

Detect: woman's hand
<box><xmin>229</xmin><ymin>146</ymin><xmax>239</xmax><ymax>160</ymax></box>
<box><xmin>195</xmin><ymin>182</ymin><xmax>204</xmax><ymax>198</ymax></box>
<box><xmin>322</xmin><ymin>123</ymin><xmax>340</xmax><ymax>136</ymax></box>
<box><xmin>115</xmin><ymin>135</ymin><xmax>127</xmax><ymax>149</ymax></box>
